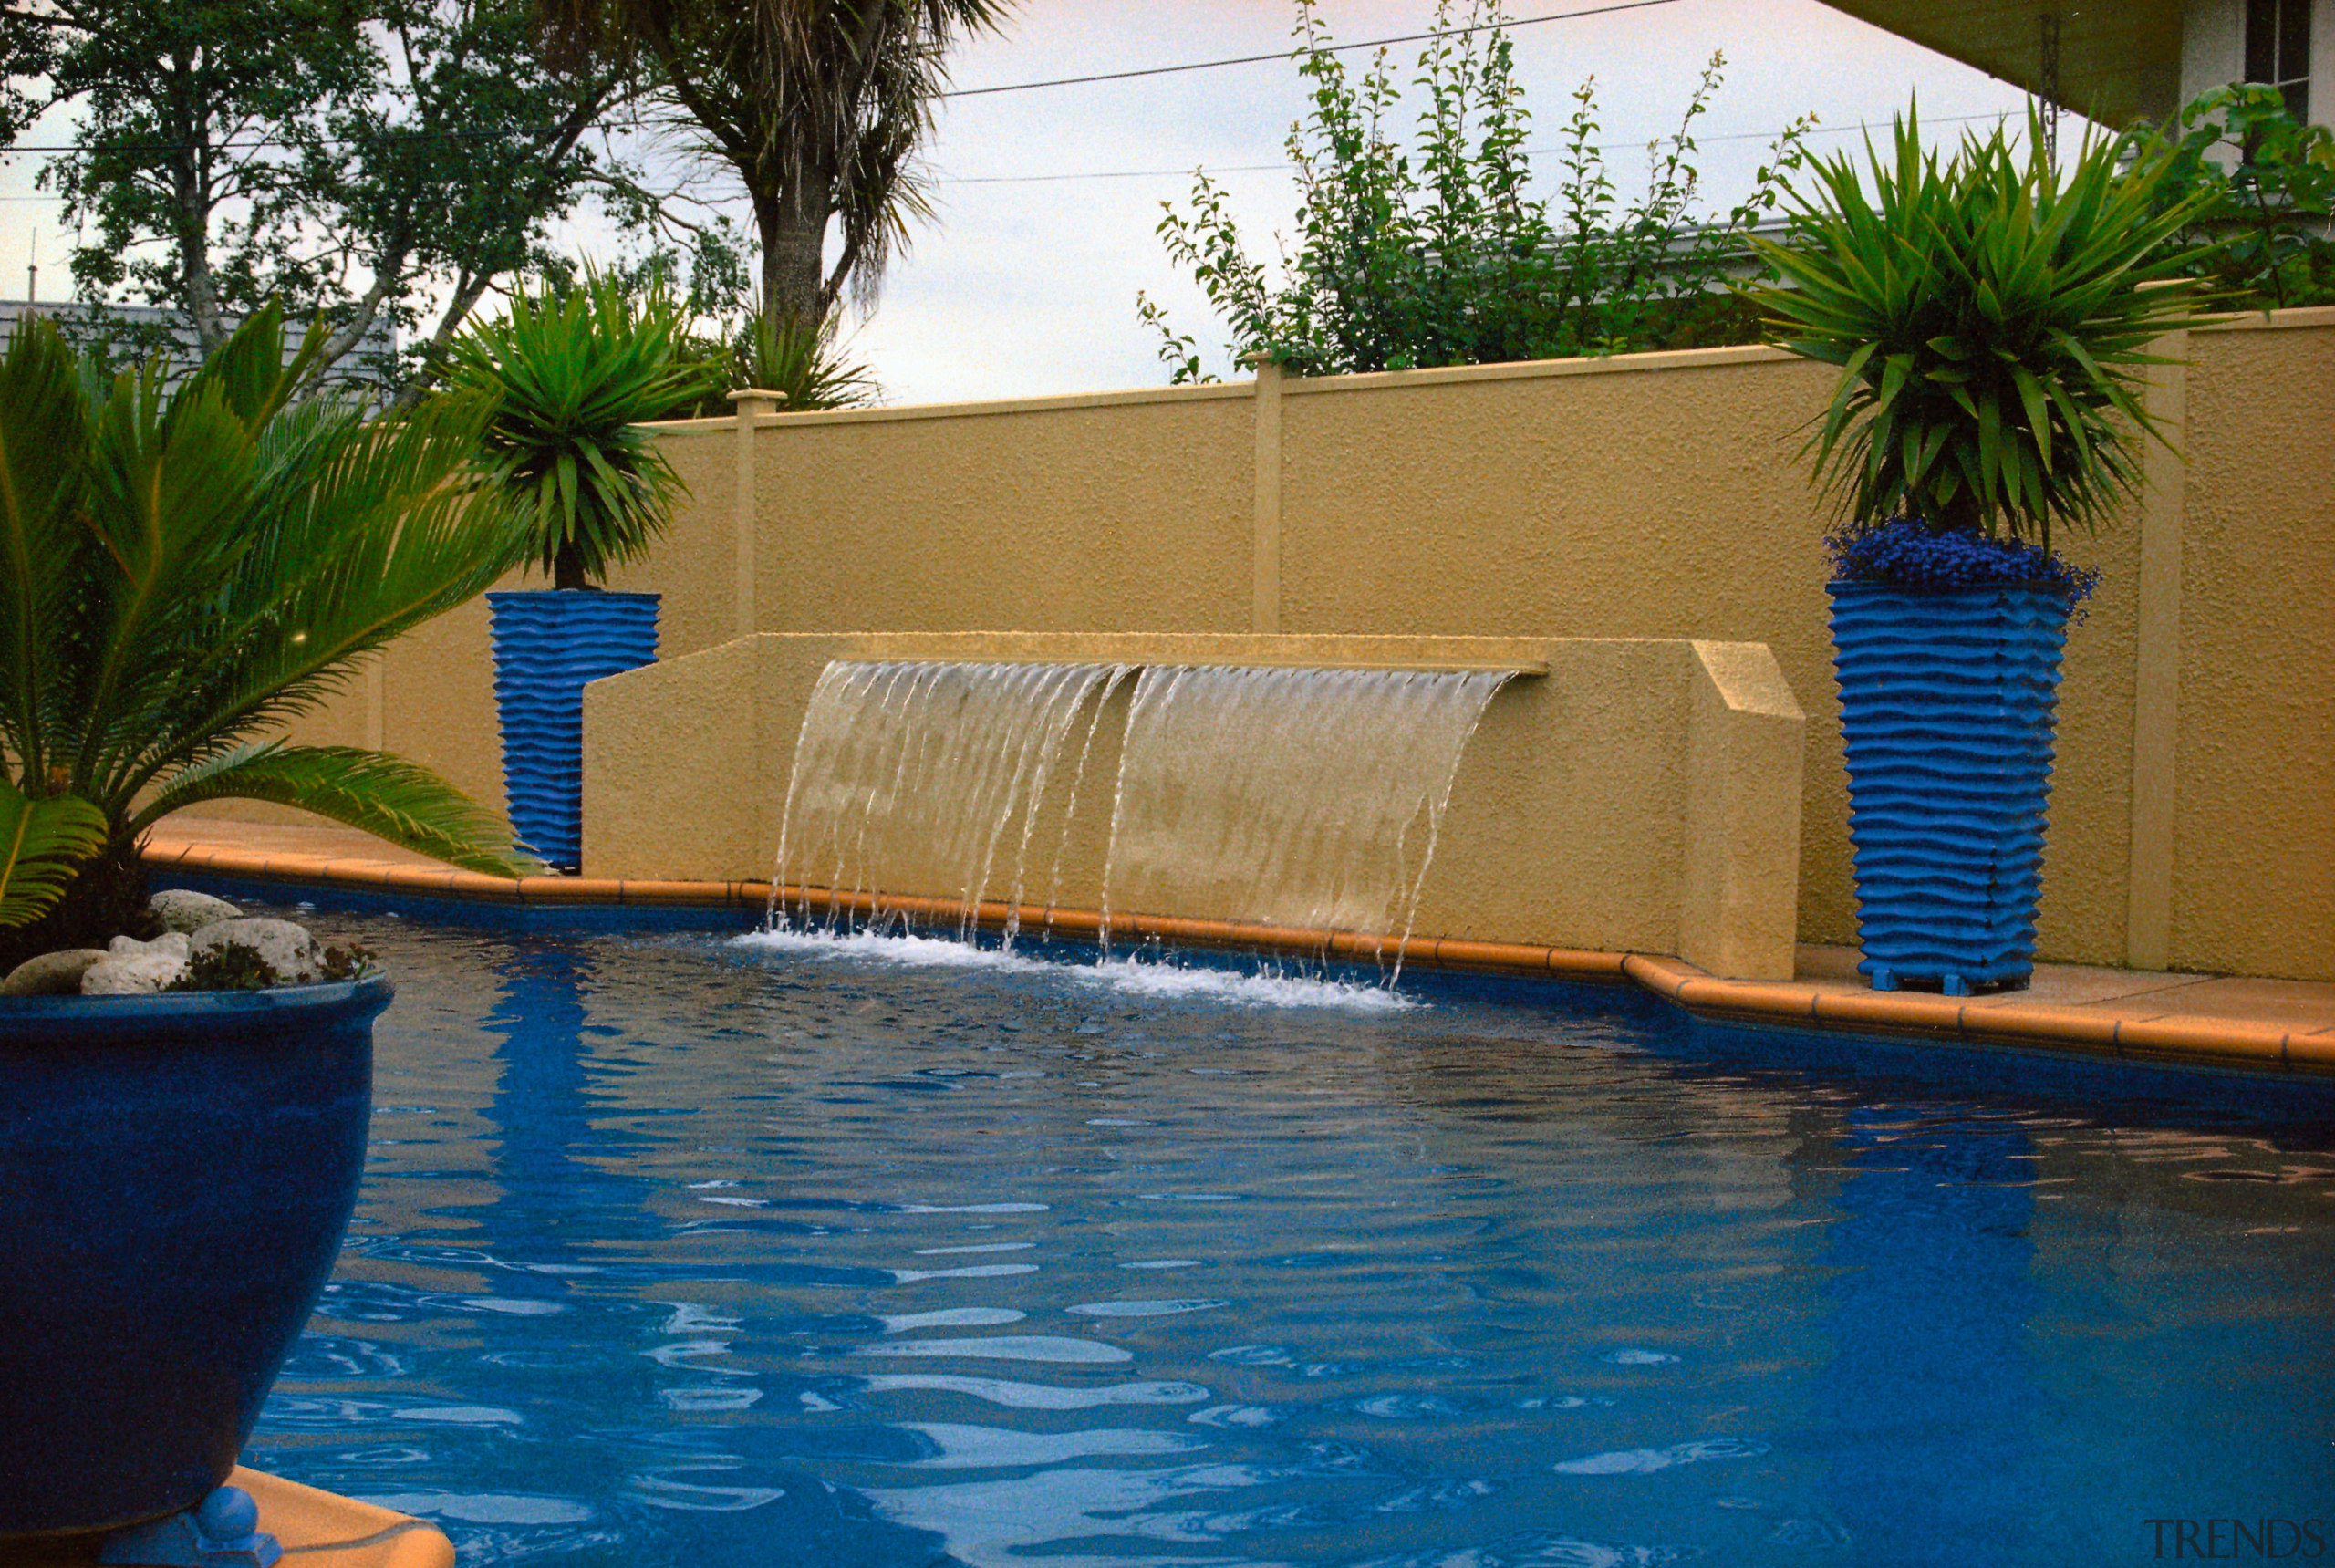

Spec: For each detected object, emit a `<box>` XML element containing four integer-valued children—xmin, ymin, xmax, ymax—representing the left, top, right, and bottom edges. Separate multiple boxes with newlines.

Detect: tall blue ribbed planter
<box><xmin>488</xmin><ymin>591</ymin><xmax>659</xmax><ymax>872</ymax></box>
<box><xmin>1829</xmin><ymin>581</ymin><xmax>2072</xmax><ymax>995</ymax></box>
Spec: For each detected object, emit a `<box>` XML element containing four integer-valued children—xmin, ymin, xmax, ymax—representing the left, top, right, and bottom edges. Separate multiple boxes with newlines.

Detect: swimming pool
<box><xmin>218</xmin><ymin>888</ymin><xmax>2335</xmax><ymax>1567</ymax></box>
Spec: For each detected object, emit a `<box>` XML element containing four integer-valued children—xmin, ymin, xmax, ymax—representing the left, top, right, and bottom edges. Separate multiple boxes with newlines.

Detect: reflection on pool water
<box><xmin>228</xmin><ymin>892</ymin><xmax>2335</xmax><ymax>1568</ymax></box>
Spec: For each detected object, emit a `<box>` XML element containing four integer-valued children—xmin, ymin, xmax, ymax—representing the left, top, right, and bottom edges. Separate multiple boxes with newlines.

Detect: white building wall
<box><xmin>2180</xmin><ymin>0</ymin><xmax>2335</xmax><ymax>129</ymax></box>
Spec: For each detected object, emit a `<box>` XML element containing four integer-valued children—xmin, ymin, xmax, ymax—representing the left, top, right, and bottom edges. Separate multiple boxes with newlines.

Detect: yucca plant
<box><xmin>445</xmin><ymin>272</ymin><xmax>721</xmax><ymax>588</ymax></box>
<box><xmin>643</xmin><ymin>304</ymin><xmax>879</xmax><ymax>420</ymax></box>
<box><xmin>1749</xmin><ymin>109</ymin><xmax>2212</xmax><ymax>561</ymax></box>
<box><xmin>0</xmin><ymin>306</ymin><xmax>541</xmax><ymax>974</ymax></box>
<box><xmin>740</xmin><ymin>303</ymin><xmax>878</xmax><ymax>411</ymax></box>
<box><xmin>1749</xmin><ymin>111</ymin><xmax>2217</xmax><ymax>995</ymax></box>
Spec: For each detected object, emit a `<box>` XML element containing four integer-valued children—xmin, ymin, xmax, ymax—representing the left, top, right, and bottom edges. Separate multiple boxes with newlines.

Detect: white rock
<box><xmin>82</xmin><ymin>952</ymin><xmax>191</xmax><ymax>994</ymax></box>
<box><xmin>191</xmin><ymin>918</ymin><xmax>321</xmax><ymax>984</ymax></box>
<box><xmin>0</xmin><ymin>948</ymin><xmax>110</xmax><ymax>996</ymax></box>
<box><xmin>109</xmin><ymin>931</ymin><xmax>191</xmax><ymax>960</ymax></box>
<box><xmin>150</xmin><ymin>888</ymin><xmax>244</xmax><ymax>933</ymax></box>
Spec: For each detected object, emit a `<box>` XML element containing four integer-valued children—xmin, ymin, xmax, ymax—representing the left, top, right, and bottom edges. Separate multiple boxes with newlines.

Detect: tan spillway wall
<box><xmin>195</xmin><ymin>308</ymin><xmax>2335</xmax><ymax>981</ymax></box>
<box><xmin>582</xmin><ymin>632</ymin><xmax>1806</xmax><ymax>981</ymax></box>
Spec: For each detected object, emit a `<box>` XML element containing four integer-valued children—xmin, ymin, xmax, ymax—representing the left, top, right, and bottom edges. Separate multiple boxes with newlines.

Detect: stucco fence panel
<box><xmin>186</xmin><ymin>313</ymin><xmax>2333</xmax><ymax>981</ymax></box>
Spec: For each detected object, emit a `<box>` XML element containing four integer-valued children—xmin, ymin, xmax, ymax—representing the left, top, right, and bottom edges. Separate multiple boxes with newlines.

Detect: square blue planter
<box><xmin>487</xmin><ymin>591</ymin><xmax>659</xmax><ymax>873</ymax></box>
<box><xmin>1829</xmin><ymin>581</ymin><xmax>2072</xmax><ymax>994</ymax></box>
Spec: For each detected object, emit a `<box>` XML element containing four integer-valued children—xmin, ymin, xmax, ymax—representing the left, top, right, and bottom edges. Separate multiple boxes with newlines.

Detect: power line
<box><xmin>937</xmin><ymin>0</ymin><xmax>1685</xmax><ymax>98</ymax></box>
<box><xmin>918</xmin><ymin>111</ymin><xmax>2026</xmax><ymax>186</ymax></box>
<box><xmin>0</xmin><ymin>0</ymin><xmax>1686</xmax><ymax>157</ymax></box>
<box><xmin>0</xmin><ymin>123</ymin><xmax>609</xmax><ymax>157</ymax></box>
<box><xmin>1</xmin><ymin>109</ymin><xmax>2028</xmax><ymax>189</ymax></box>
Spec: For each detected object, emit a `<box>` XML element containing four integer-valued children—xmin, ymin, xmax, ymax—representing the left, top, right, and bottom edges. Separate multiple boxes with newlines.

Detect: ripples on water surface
<box><xmin>224</xmin><ymin>893</ymin><xmax>2335</xmax><ymax>1568</ymax></box>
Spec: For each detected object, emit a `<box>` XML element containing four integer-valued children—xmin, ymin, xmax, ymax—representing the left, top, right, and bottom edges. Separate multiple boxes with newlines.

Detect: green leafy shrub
<box><xmin>445</xmin><ymin>271</ymin><xmax>724</xmax><ymax>588</ymax></box>
<box><xmin>1139</xmin><ymin>0</ymin><xmax>1813</xmax><ymax>380</ymax></box>
<box><xmin>1749</xmin><ymin>109</ymin><xmax>2209</xmax><ymax>565</ymax></box>
<box><xmin>163</xmin><ymin>938</ymin><xmax>374</xmax><ymax>992</ymax></box>
<box><xmin>2144</xmin><ymin>84</ymin><xmax>2335</xmax><ymax>311</ymax></box>
<box><xmin>738</xmin><ymin>306</ymin><xmax>879</xmax><ymax>411</ymax></box>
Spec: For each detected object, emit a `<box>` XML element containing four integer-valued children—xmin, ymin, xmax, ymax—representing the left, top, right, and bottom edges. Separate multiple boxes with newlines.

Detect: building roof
<box><xmin>1813</xmin><ymin>0</ymin><xmax>2187</xmax><ymax>128</ymax></box>
<box><xmin>0</xmin><ymin>299</ymin><xmax>399</xmax><ymax>399</ymax></box>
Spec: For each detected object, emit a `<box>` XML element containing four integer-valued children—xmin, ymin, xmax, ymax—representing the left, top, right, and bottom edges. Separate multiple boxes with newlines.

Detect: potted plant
<box><xmin>0</xmin><ymin>306</ymin><xmax>537</xmax><ymax>1550</ymax></box>
<box><xmin>1750</xmin><ymin>110</ymin><xmax>2207</xmax><ymax>994</ymax></box>
<box><xmin>445</xmin><ymin>271</ymin><xmax>721</xmax><ymax>872</ymax></box>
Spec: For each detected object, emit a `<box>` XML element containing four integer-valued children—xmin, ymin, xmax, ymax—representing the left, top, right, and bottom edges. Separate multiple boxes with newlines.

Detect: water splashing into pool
<box><xmin>767</xmin><ymin>660</ymin><xmax>1128</xmax><ymax>941</ymax></box>
<box><xmin>763</xmin><ymin>659</ymin><xmax>1512</xmax><ymax>982</ymax></box>
<box><xmin>1098</xmin><ymin>665</ymin><xmax>1510</xmax><ymax>968</ymax></box>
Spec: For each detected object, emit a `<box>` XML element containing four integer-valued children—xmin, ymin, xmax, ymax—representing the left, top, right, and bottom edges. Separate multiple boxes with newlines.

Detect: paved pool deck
<box><xmin>148</xmin><ymin>818</ymin><xmax>2335</xmax><ymax>1080</ymax></box>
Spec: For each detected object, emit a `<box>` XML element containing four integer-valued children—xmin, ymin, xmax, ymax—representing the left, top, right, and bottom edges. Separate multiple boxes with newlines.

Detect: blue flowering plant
<box><xmin>1750</xmin><ymin>107</ymin><xmax>2212</xmax><ymax>597</ymax></box>
<box><xmin>1826</xmin><ymin>518</ymin><xmax>2100</xmax><ymax>607</ymax></box>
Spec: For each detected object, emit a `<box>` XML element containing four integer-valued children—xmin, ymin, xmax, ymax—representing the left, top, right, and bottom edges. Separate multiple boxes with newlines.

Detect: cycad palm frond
<box><xmin>119</xmin><ymin>390</ymin><xmax>524</xmax><ymax>804</ymax></box>
<box><xmin>140</xmin><ymin>744</ymin><xmax>544</xmax><ymax>879</ymax></box>
<box><xmin>0</xmin><ymin>778</ymin><xmax>109</xmax><ymax>928</ymax></box>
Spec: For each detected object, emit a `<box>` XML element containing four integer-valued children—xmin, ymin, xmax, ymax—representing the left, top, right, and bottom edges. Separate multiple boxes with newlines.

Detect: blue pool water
<box><xmin>211</xmin><ymin>888</ymin><xmax>2335</xmax><ymax>1567</ymax></box>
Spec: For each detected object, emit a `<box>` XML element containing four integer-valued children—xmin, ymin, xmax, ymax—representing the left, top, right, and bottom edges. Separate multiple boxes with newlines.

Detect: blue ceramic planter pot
<box><xmin>488</xmin><ymin>591</ymin><xmax>659</xmax><ymax>872</ymax></box>
<box><xmin>1829</xmin><ymin>581</ymin><xmax>2072</xmax><ymax>994</ymax></box>
<box><xmin>0</xmin><ymin>977</ymin><xmax>390</xmax><ymax>1541</ymax></box>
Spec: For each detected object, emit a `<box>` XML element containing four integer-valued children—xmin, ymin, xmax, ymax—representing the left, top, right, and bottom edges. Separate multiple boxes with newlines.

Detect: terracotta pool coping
<box><xmin>8</xmin><ymin>1468</ymin><xmax>451</xmax><ymax>1567</ymax></box>
<box><xmin>144</xmin><ymin>836</ymin><xmax>2335</xmax><ymax>1081</ymax></box>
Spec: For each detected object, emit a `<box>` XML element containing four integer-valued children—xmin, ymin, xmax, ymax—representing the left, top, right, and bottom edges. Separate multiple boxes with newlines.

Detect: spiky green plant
<box><xmin>0</xmin><ymin>305</ymin><xmax>541</xmax><ymax>971</ymax></box>
<box><xmin>742</xmin><ymin>304</ymin><xmax>878</xmax><ymax>412</ymax></box>
<box><xmin>1749</xmin><ymin>109</ymin><xmax>2213</xmax><ymax>556</ymax></box>
<box><xmin>445</xmin><ymin>272</ymin><xmax>721</xmax><ymax>590</ymax></box>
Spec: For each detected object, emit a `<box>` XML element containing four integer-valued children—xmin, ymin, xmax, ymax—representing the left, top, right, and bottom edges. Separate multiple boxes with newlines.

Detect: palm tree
<box><xmin>538</xmin><ymin>0</ymin><xmax>1009</xmax><ymax>326</ymax></box>
<box><xmin>0</xmin><ymin>306</ymin><xmax>540</xmax><ymax>973</ymax></box>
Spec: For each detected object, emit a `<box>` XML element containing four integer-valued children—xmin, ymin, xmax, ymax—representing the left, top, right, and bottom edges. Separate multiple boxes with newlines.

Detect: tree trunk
<box><xmin>756</xmin><ymin>182</ymin><xmax>835</xmax><ymax>328</ymax></box>
<box><xmin>553</xmin><ymin>543</ymin><xmax>595</xmax><ymax>592</ymax></box>
<box><xmin>166</xmin><ymin>52</ymin><xmax>228</xmax><ymax>352</ymax></box>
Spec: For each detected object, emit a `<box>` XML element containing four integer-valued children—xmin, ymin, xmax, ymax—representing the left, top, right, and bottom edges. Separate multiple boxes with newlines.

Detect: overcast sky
<box><xmin>0</xmin><ymin>0</ymin><xmax>2040</xmax><ymax>405</ymax></box>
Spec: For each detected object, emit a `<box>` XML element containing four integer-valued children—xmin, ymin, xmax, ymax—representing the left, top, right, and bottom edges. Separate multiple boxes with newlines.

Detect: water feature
<box><xmin>213</xmin><ymin>887</ymin><xmax>2335</xmax><ymax>1568</ymax></box>
<box><xmin>770</xmin><ymin>661</ymin><xmax>1128</xmax><ymax>940</ymax></box>
<box><xmin>767</xmin><ymin>659</ymin><xmax>1514</xmax><ymax>971</ymax></box>
<box><xmin>1100</xmin><ymin>666</ymin><xmax>1510</xmax><ymax>957</ymax></box>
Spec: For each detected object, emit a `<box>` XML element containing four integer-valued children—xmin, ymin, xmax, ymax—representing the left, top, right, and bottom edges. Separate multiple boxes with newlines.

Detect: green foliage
<box><xmin>5</xmin><ymin>0</ymin><xmax>649</xmax><ymax>394</ymax></box>
<box><xmin>0</xmin><ymin>777</ymin><xmax>109</xmax><ymax>929</ymax></box>
<box><xmin>167</xmin><ymin>939</ymin><xmax>277</xmax><ymax>992</ymax></box>
<box><xmin>445</xmin><ymin>272</ymin><xmax>724</xmax><ymax>588</ymax></box>
<box><xmin>165</xmin><ymin>936</ymin><xmax>374</xmax><ymax>991</ymax></box>
<box><xmin>649</xmin><ymin>302</ymin><xmax>882</xmax><ymax>421</ymax></box>
<box><xmin>1749</xmin><ymin>109</ymin><xmax>2210</xmax><ymax>553</ymax></box>
<box><xmin>2144</xmin><ymin>84</ymin><xmax>2335</xmax><ymax>311</ymax></box>
<box><xmin>1141</xmin><ymin>0</ymin><xmax>1812</xmax><ymax>381</ymax></box>
<box><xmin>0</xmin><ymin>305</ymin><xmax>543</xmax><ymax>956</ymax></box>
<box><xmin>539</xmin><ymin>0</ymin><xmax>1008</xmax><ymax>327</ymax></box>
<box><xmin>739</xmin><ymin>306</ymin><xmax>880</xmax><ymax>411</ymax></box>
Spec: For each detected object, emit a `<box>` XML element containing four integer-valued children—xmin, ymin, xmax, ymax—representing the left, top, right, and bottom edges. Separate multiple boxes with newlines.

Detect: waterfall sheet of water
<box><xmin>1098</xmin><ymin>666</ymin><xmax>1510</xmax><ymax>970</ymax></box>
<box><xmin>766</xmin><ymin>659</ymin><xmax>1512</xmax><ymax>974</ymax></box>
<box><xmin>768</xmin><ymin>660</ymin><xmax>1128</xmax><ymax>942</ymax></box>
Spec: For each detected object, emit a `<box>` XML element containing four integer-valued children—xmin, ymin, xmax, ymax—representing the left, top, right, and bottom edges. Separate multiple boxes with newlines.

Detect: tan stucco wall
<box><xmin>750</xmin><ymin>389</ymin><xmax>1256</xmax><ymax>635</ymax></box>
<box><xmin>2171</xmin><ymin>318</ymin><xmax>2335</xmax><ymax>978</ymax></box>
<box><xmin>584</xmin><ymin>632</ymin><xmax>1807</xmax><ymax>979</ymax></box>
<box><xmin>181</xmin><ymin>421</ymin><xmax>739</xmax><ymax>826</ymax></box>
<box><xmin>189</xmin><ymin>314</ymin><xmax>2334</xmax><ymax>981</ymax></box>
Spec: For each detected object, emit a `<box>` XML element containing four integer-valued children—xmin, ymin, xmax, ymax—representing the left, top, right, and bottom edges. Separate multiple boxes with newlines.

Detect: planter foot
<box><xmin>97</xmin><ymin>1486</ymin><xmax>281</xmax><ymax>1567</ymax></box>
<box><xmin>1868</xmin><ymin>966</ymin><xmax>1898</xmax><ymax>992</ymax></box>
<box><xmin>1942</xmin><ymin>973</ymin><xmax>1972</xmax><ymax>997</ymax></box>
